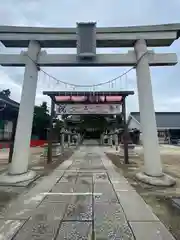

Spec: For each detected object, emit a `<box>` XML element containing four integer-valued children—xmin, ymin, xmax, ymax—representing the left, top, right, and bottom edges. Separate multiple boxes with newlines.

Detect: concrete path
<box><xmin>0</xmin><ymin>146</ymin><xmax>175</xmax><ymax>239</ymax></box>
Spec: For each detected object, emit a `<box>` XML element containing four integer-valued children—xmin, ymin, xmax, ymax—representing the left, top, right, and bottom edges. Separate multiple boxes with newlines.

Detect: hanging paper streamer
<box><xmin>53</xmin><ymin>80</ymin><xmax>57</xmax><ymax>91</ymax></box>
<box><xmin>125</xmin><ymin>73</ymin><xmax>128</xmax><ymax>90</ymax></box>
<box><xmin>51</xmin><ymin>82</ymin><xmax>54</xmax><ymax>91</ymax></box>
<box><xmin>50</xmin><ymin>76</ymin><xmax>54</xmax><ymax>90</ymax></box>
<box><xmin>121</xmin><ymin>75</ymin><xmax>124</xmax><ymax>90</ymax></box>
<box><xmin>49</xmin><ymin>77</ymin><xmax>52</xmax><ymax>90</ymax></box>
<box><xmin>43</xmin><ymin>72</ymin><xmax>47</xmax><ymax>89</ymax></box>
<box><xmin>51</xmin><ymin>77</ymin><xmax>54</xmax><ymax>90</ymax></box>
<box><xmin>123</xmin><ymin>75</ymin><xmax>126</xmax><ymax>90</ymax></box>
<box><xmin>120</xmin><ymin>75</ymin><xmax>123</xmax><ymax>90</ymax></box>
<box><xmin>118</xmin><ymin>77</ymin><xmax>121</xmax><ymax>90</ymax></box>
<box><xmin>95</xmin><ymin>85</ymin><xmax>98</xmax><ymax>93</ymax></box>
<box><xmin>35</xmin><ymin>63</ymin><xmax>135</xmax><ymax>95</ymax></box>
<box><xmin>114</xmin><ymin>79</ymin><xmax>116</xmax><ymax>88</ymax></box>
<box><xmin>37</xmin><ymin>71</ymin><xmax>41</xmax><ymax>89</ymax></box>
<box><xmin>41</xmin><ymin>72</ymin><xmax>45</xmax><ymax>90</ymax></box>
<box><xmin>41</xmin><ymin>73</ymin><xmax>44</xmax><ymax>91</ymax></box>
<box><xmin>47</xmin><ymin>74</ymin><xmax>50</xmax><ymax>89</ymax></box>
<box><xmin>89</xmin><ymin>88</ymin><xmax>91</xmax><ymax>96</ymax></box>
<box><xmin>92</xmin><ymin>86</ymin><xmax>95</xmax><ymax>94</ymax></box>
<box><xmin>63</xmin><ymin>83</ymin><xmax>66</xmax><ymax>93</ymax></box>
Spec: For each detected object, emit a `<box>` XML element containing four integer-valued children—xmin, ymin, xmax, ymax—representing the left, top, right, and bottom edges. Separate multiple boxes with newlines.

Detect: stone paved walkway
<box><xmin>0</xmin><ymin>146</ymin><xmax>175</xmax><ymax>239</ymax></box>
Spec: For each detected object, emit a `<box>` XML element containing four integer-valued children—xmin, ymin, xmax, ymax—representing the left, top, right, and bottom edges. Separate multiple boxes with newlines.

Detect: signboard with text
<box><xmin>56</xmin><ymin>104</ymin><xmax>121</xmax><ymax>115</ymax></box>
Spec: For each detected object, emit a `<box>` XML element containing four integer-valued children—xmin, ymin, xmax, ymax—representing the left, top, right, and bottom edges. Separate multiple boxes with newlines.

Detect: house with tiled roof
<box><xmin>128</xmin><ymin>112</ymin><xmax>180</xmax><ymax>144</ymax></box>
<box><xmin>0</xmin><ymin>93</ymin><xmax>19</xmax><ymax>141</ymax></box>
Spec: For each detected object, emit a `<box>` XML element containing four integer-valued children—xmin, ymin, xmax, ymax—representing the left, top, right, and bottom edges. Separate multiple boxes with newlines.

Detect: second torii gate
<box><xmin>43</xmin><ymin>90</ymin><xmax>134</xmax><ymax>164</ymax></box>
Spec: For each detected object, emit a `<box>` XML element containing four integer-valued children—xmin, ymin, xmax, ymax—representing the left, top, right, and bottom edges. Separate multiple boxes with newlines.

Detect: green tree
<box><xmin>32</xmin><ymin>102</ymin><xmax>50</xmax><ymax>139</ymax></box>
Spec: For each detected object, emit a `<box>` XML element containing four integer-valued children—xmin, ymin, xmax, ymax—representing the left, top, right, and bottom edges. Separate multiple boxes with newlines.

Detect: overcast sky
<box><xmin>0</xmin><ymin>0</ymin><xmax>180</xmax><ymax>114</ymax></box>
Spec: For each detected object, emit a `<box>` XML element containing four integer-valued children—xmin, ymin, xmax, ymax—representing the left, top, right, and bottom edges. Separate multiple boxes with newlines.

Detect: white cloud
<box><xmin>0</xmin><ymin>0</ymin><xmax>180</xmax><ymax>113</ymax></box>
<box><xmin>0</xmin><ymin>68</ymin><xmax>22</xmax><ymax>101</ymax></box>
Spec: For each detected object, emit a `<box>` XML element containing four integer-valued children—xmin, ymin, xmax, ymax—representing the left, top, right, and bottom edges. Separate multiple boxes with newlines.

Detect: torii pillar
<box><xmin>134</xmin><ymin>39</ymin><xmax>175</xmax><ymax>186</ymax></box>
<box><xmin>0</xmin><ymin>40</ymin><xmax>40</xmax><ymax>184</ymax></box>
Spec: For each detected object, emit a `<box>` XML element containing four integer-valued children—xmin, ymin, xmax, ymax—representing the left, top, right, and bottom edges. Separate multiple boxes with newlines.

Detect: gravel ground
<box><xmin>106</xmin><ymin>145</ymin><xmax>180</xmax><ymax>240</ymax></box>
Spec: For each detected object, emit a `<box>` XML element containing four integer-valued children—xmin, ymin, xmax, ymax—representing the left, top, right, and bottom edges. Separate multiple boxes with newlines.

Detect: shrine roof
<box><xmin>0</xmin><ymin>93</ymin><xmax>19</xmax><ymax>110</ymax></box>
<box><xmin>43</xmin><ymin>91</ymin><xmax>134</xmax><ymax>104</ymax></box>
<box><xmin>0</xmin><ymin>94</ymin><xmax>19</xmax><ymax>119</ymax></box>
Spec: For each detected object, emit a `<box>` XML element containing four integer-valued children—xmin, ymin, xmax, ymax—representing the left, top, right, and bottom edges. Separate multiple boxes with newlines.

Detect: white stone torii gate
<box><xmin>0</xmin><ymin>23</ymin><xmax>179</xmax><ymax>185</ymax></box>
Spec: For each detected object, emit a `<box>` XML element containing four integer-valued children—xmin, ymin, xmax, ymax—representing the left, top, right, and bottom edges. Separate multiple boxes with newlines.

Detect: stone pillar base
<box><xmin>136</xmin><ymin>172</ymin><xmax>176</xmax><ymax>187</ymax></box>
<box><xmin>0</xmin><ymin>170</ymin><xmax>36</xmax><ymax>186</ymax></box>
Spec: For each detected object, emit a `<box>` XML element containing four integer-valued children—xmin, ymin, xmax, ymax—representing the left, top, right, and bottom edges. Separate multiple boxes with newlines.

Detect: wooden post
<box><xmin>68</xmin><ymin>133</ymin><xmax>71</xmax><ymax>147</ymax></box>
<box><xmin>122</xmin><ymin>97</ymin><xmax>129</xmax><ymax>164</ymax></box>
<box><xmin>8</xmin><ymin>118</ymin><xmax>17</xmax><ymax>163</ymax></box>
<box><xmin>115</xmin><ymin>131</ymin><xmax>118</xmax><ymax>151</ymax></box>
<box><xmin>61</xmin><ymin>128</ymin><xmax>65</xmax><ymax>153</ymax></box>
<box><xmin>101</xmin><ymin>133</ymin><xmax>104</xmax><ymax>145</ymax></box>
<box><xmin>47</xmin><ymin>99</ymin><xmax>54</xmax><ymax>164</ymax></box>
<box><xmin>110</xmin><ymin>133</ymin><xmax>113</xmax><ymax>147</ymax></box>
<box><xmin>168</xmin><ymin>129</ymin><xmax>171</xmax><ymax>144</ymax></box>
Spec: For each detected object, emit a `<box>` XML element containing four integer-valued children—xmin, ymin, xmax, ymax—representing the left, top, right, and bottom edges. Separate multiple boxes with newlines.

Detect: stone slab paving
<box><xmin>0</xmin><ymin>145</ymin><xmax>176</xmax><ymax>239</ymax></box>
<box><xmin>99</xmin><ymin>147</ymin><xmax>176</xmax><ymax>240</ymax></box>
<box><xmin>0</xmin><ymin>219</ymin><xmax>25</xmax><ymax>239</ymax></box>
<box><xmin>57</xmin><ymin>221</ymin><xmax>92</xmax><ymax>239</ymax></box>
<box><xmin>115</xmin><ymin>190</ymin><xmax>159</xmax><ymax>222</ymax></box>
<box><xmin>94</xmin><ymin>203</ymin><xmax>133</xmax><ymax>239</ymax></box>
<box><xmin>94</xmin><ymin>183</ymin><xmax>119</xmax><ymax>204</ymax></box>
<box><xmin>64</xmin><ymin>195</ymin><xmax>92</xmax><ymax>221</ymax></box>
<box><xmin>130</xmin><ymin>221</ymin><xmax>176</xmax><ymax>240</ymax></box>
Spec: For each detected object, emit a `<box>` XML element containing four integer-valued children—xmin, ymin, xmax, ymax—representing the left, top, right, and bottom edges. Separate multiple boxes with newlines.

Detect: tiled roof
<box><xmin>0</xmin><ymin>93</ymin><xmax>19</xmax><ymax>110</ymax></box>
<box><xmin>130</xmin><ymin>112</ymin><xmax>180</xmax><ymax>129</ymax></box>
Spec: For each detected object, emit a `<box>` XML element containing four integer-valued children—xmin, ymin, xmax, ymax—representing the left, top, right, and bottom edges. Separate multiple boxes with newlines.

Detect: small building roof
<box><xmin>129</xmin><ymin>112</ymin><xmax>180</xmax><ymax>129</ymax></box>
<box><xmin>0</xmin><ymin>93</ymin><xmax>19</xmax><ymax>110</ymax></box>
<box><xmin>0</xmin><ymin>93</ymin><xmax>19</xmax><ymax>120</ymax></box>
<box><xmin>43</xmin><ymin>91</ymin><xmax>134</xmax><ymax>104</ymax></box>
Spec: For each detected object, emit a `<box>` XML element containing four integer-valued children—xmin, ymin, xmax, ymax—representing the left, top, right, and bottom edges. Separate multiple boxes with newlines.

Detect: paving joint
<box><xmin>0</xmin><ymin>145</ymin><xmax>176</xmax><ymax>239</ymax></box>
